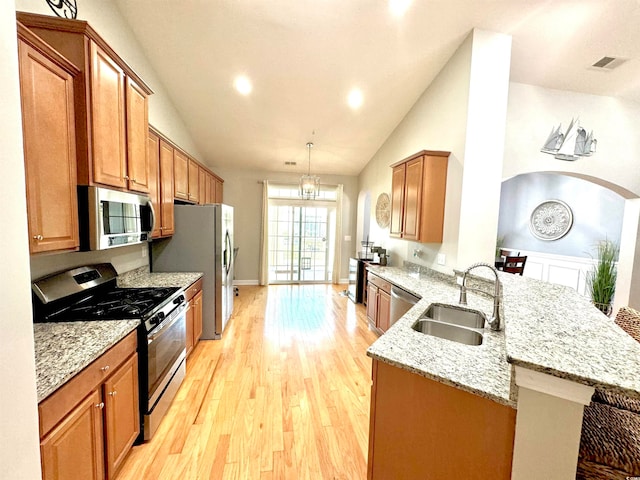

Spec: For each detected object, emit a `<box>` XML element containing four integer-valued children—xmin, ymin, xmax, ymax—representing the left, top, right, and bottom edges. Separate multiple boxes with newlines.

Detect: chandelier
<box><xmin>299</xmin><ymin>142</ymin><xmax>320</xmax><ymax>199</ymax></box>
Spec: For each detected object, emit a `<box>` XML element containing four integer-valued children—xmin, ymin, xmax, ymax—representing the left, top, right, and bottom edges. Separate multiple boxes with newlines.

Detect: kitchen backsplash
<box><xmin>30</xmin><ymin>243</ymin><xmax>149</xmax><ymax>280</ymax></box>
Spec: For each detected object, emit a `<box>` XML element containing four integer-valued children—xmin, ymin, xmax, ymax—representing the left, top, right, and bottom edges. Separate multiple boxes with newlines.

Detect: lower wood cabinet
<box><xmin>38</xmin><ymin>331</ymin><xmax>138</xmax><ymax>480</ymax></box>
<box><xmin>366</xmin><ymin>272</ymin><xmax>391</xmax><ymax>334</ymax></box>
<box><xmin>367</xmin><ymin>360</ymin><xmax>516</xmax><ymax>480</ymax></box>
<box><xmin>185</xmin><ymin>278</ymin><xmax>204</xmax><ymax>356</ymax></box>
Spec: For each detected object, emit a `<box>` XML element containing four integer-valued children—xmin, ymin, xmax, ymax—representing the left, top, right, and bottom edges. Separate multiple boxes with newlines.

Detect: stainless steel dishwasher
<box><xmin>390</xmin><ymin>285</ymin><xmax>420</xmax><ymax>326</ymax></box>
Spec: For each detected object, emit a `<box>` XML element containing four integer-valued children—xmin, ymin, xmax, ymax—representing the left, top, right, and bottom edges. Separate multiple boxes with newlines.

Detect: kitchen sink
<box><xmin>412</xmin><ymin>319</ymin><xmax>484</xmax><ymax>346</ymax></box>
<box><xmin>421</xmin><ymin>303</ymin><xmax>486</xmax><ymax>329</ymax></box>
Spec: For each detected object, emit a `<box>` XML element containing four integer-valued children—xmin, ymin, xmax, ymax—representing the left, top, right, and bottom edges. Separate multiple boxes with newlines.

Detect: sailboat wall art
<box><xmin>540</xmin><ymin>118</ymin><xmax>597</xmax><ymax>161</ymax></box>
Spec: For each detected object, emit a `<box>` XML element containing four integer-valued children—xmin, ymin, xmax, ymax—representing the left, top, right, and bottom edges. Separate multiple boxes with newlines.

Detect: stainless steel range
<box><xmin>32</xmin><ymin>263</ymin><xmax>187</xmax><ymax>442</ymax></box>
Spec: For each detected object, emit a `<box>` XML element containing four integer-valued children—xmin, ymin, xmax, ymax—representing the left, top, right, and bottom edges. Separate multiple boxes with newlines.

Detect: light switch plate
<box><xmin>344</xmin><ymin>235</ymin><xmax>351</xmax><ymax>241</ymax></box>
<box><xmin>437</xmin><ymin>253</ymin><xmax>446</xmax><ymax>265</ymax></box>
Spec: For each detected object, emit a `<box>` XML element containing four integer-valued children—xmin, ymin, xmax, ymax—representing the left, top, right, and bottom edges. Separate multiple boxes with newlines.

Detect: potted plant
<box><xmin>586</xmin><ymin>240</ymin><xmax>618</xmax><ymax>316</ymax></box>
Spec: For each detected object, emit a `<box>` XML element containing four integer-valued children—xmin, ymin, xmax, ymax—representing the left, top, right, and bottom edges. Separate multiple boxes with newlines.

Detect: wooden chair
<box><xmin>576</xmin><ymin>307</ymin><xmax>640</xmax><ymax>480</ymax></box>
<box><xmin>502</xmin><ymin>255</ymin><xmax>527</xmax><ymax>275</ymax></box>
<box><xmin>499</xmin><ymin>249</ymin><xmax>520</xmax><ymax>257</ymax></box>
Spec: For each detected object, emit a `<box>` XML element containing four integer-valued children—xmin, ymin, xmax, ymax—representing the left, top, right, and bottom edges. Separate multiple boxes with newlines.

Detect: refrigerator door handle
<box><xmin>224</xmin><ymin>231</ymin><xmax>232</xmax><ymax>276</ymax></box>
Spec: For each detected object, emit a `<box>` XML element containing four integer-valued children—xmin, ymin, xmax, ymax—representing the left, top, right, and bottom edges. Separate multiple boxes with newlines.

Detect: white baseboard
<box><xmin>233</xmin><ymin>279</ymin><xmax>259</xmax><ymax>286</ymax></box>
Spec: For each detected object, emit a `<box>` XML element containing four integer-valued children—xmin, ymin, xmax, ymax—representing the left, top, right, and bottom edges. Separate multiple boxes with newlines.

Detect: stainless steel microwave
<box><xmin>78</xmin><ymin>186</ymin><xmax>155</xmax><ymax>250</ymax></box>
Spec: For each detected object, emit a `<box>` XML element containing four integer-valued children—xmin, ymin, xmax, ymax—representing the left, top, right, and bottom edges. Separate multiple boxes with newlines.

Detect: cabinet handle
<box><xmin>100</xmin><ymin>365</ymin><xmax>110</xmax><ymax>372</ymax></box>
<box><xmin>95</xmin><ymin>402</ymin><xmax>105</xmax><ymax>409</ymax></box>
<box><xmin>33</xmin><ymin>235</ymin><xmax>43</xmax><ymax>241</ymax></box>
<box><xmin>108</xmin><ymin>390</ymin><xmax>117</xmax><ymax>397</ymax></box>
<box><xmin>124</xmin><ymin>175</ymin><xmax>130</xmax><ymax>180</ymax></box>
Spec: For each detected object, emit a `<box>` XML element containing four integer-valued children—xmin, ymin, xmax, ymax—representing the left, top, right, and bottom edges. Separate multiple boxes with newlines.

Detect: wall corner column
<box><xmin>511</xmin><ymin>366</ymin><xmax>594</xmax><ymax>480</ymax></box>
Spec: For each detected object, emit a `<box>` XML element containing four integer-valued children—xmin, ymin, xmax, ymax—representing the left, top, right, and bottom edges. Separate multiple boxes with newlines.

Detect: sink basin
<box><xmin>412</xmin><ymin>319</ymin><xmax>484</xmax><ymax>346</ymax></box>
<box><xmin>422</xmin><ymin>303</ymin><xmax>486</xmax><ymax>329</ymax></box>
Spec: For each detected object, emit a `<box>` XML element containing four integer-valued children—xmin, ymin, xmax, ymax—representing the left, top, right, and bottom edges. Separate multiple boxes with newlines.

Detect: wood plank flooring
<box><xmin>117</xmin><ymin>284</ymin><xmax>379</xmax><ymax>480</ymax></box>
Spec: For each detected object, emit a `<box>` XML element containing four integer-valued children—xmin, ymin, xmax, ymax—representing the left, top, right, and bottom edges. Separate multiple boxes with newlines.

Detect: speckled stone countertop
<box><xmin>117</xmin><ymin>266</ymin><xmax>203</xmax><ymax>289</ymax></box>
<box><xmin>367</xmin><ymin>264</ymin><xmax>640</xmax><ymax>407</ymax></box>
<box><xmin>34</xmin><ymin>320</ymin><xmax>140</xmax><ymax>402</ymax></box>
<box><xmin>366</xmin><ymin>265</ymin><xmax>515</xmax><ymax>407</ymax></box>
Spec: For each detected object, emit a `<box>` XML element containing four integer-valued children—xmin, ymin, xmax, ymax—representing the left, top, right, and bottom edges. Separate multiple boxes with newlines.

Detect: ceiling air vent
<box><xmin>591</xmin><ymin>56</ymin><xmax>627</xmax><ymax>70</ymax></box>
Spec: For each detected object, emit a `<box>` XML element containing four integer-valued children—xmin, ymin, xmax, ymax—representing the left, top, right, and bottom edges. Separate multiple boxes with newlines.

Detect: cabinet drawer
<box><xmin>368</xmin><ymin>272</ymin><xmax>391</xmax><ymax>294</ymax></box>
<box><xmin>39</xmin><ymin>331</ymin><xmax>137</xmax><ymax>438</ymax></box>
<box><xmin>185</xmin><ymin>277</ymin><xmax>203</xmax><ymax>302</ymax></box>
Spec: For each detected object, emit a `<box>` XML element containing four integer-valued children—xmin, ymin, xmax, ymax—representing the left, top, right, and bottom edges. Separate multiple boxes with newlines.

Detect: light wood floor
<box><xmin>117</xmin><ymin>284</ymin><xmax>379</xmax><ymax>480</ymax></box>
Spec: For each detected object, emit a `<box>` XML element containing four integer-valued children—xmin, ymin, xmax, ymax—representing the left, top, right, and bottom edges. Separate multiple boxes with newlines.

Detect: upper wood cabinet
<box><xmin>18</xmin><ymin>23</ymin><xmax>80</xmax><ymax>255</ymax></box>
<box><xmin>389</xmin><ymin>150</ymin><xmax>449</xmax><ymax>243</ymax></box>
<box><xmin>187</xmin><ymin>158</ymin><xmax>200</xmax><ymax>203</ymax></box>
<box><xmin>173</xmin><ymin>149</ymin><xmax>189</xmax><ymax>201</ymax></box>
<box><xmin>158</xmin><ymin>138</ymin><xmax>175</xmax><ymax>237</ymax></box>
<box><xmin>197</xmin><ymin>167</ymin><xmax>207</xmax><ymax>205</ymax></box>
<box><xmin>17</xmin><ymin>12</ymin><xmax>153</xmax><ymax>193</ymax></box>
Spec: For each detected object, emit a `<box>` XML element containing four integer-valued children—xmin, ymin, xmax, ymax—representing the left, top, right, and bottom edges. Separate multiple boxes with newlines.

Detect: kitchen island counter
<box><xmin>367</xmin><ymin>263</ymin><xmax>640</xmax><ymax>407</ymax></box>
<box><xmin>34</xmin><ymin>320</ymin><xmax>139</xmax><ymax>402</ymax></box>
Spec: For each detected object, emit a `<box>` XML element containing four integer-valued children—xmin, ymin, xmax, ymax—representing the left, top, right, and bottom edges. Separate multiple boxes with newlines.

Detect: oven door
<box><xmin>146</xmin><ymin>304</ymin><xmax>187</xmax><ymax>410</ymax></box>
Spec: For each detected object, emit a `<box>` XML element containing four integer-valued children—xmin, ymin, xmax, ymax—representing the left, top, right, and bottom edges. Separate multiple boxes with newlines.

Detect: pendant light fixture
<box><xmin>299</xmin><ymin>142</ymin><xmax>320</xmax><ymax>199</ymax></box>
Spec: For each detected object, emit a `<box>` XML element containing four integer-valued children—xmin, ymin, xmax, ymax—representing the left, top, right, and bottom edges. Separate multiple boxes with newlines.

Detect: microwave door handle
<box><xmin>148</xmin><ymin>200</ymin><xmax>157</xmax><ymax>234</ymax></box>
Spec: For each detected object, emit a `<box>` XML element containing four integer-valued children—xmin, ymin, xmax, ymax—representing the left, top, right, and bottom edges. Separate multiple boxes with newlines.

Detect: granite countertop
<box><xmin>366</xmin><ymin>264</ymin><xmax>640</xmax><ymax>407</ymax></box>
<box><xmin>117</xmin><ymin>266</ymin><xmax>203</xmax><ymax>289</ymax></box>
<box><xmin>366</xmin><ymin>266</ymin><xmax>515</xmax><ymax>407</ymax></box>
<box><xmin>34</xmin><ymin>320</ymin><xmax>140</xmax><ymax>402</ymax></box>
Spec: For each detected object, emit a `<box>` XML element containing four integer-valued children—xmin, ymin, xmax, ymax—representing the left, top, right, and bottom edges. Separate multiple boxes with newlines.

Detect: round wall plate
<box><xmin>375</xmin><ymin>193</ymin><xmax>391</xmax><ymax>228</ymax></box>
<box><xmin>529</xmin><ymin>199</ymin><xmax>573</xmax><ymax>241</ymax></box>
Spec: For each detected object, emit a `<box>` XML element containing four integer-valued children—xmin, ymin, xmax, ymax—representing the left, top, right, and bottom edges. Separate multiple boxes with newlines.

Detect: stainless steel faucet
<box><xmin>459</xmin><ymin>262</ymin><xmax>502</xmax><ymax>331</ymax></box>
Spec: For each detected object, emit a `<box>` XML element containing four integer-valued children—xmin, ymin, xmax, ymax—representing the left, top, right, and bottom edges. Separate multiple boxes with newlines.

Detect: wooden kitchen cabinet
<box><xmin>17</xmin><ymin>12</ymin><xmax>153</xmax><ymax>193</ymax></box>
<box><xmin>215</xmin><ymin>177</ymin><xmax>224</xmax><ymax>203</ymax></box>
<box><xmin>17</xmin><ymin>23</ymin><xmax>80</xmax><ymax>255</ymax></box>
<box><xmin>188</xmin><ymin>158</ymin><xmax>200</xmax><ymax>203</ymax></box>
<box><xmin>389</xmin><ymin>150</ymin><xmax>449</xmax><ymax>243</ymax></box>
<box><xmin>198</xmin><ymin>167</ymin><xmax>207</xmax><ymax>205</ymax></box>
<box><xmin>367</xmin><ymin>272</ymin><xmax>391</xmax><ymax>334</ymax></box>
<box><xmin>148</xmin><ymin>130</ymin><xmax>175</xmax><ymax>238</ymax></box>
<box><xmin>173</xmin><ymin>149</ymin><xmax>189</xmax><ymax>201</ymax></box>
<box><xmin>367</xmin><ymin>360</ymin><xmax>516</xmax><ymax>480</ymax></box>
<box><xmin>185</xmin><ymin>278</ymin><xmax>204</xmax><ymax>356</ymax></box>
<box><xmin>103</xmin><ymin>354</ymin><xmax>139</xmax><ymax>479</ymax></box>
<box><xmin>40</xmin><ymin>390</ymin><xmax>104</xmax><ymax>480</ymax></box>
<box><xmin>38</xmin><ymin>331</ymin><xmax>138</xmax><ymax>480</ymax></box>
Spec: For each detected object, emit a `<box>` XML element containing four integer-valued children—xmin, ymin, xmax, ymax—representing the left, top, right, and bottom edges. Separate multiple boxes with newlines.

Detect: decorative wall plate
<box><xmin>375</xmin><ymin>193</ymin><xmax>391</xmax><ymax>228</ymax></box>
<box><xmin>529</xmin><ymin>200</ymin><xmax>573</xmax><ymax>241</ymax></box>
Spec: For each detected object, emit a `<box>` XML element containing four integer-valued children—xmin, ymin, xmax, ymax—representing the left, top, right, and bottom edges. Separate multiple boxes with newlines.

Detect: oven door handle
<box><xmin>148</xmin><ymin>306</ymin><xmax>188</xmax><ymax>344</ymax></box>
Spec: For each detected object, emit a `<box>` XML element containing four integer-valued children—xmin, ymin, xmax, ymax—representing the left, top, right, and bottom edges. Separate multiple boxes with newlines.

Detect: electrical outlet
<box><xmin>344</xmin><ymin>235</ymin><xmax>351</xmax><ymax>241</ymax></box>
<box><xmin>437</xmin><ymin>253</ymin><xmax>446</xmax><ymax>265</ymax></box>
<box><xmin>142</xmin><ymin>246</ymin><xmax>147</xmax><ymax>258</ymax></box>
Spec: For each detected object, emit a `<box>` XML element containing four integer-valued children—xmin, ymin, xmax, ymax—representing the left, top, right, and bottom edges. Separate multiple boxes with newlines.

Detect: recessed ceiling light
<box><xmin>234</xmin><ymin>75</ymin><xmax>252</xmax><ymax>95</ymax></box>
<box><xmin>389</xmin><ymin>0</ymin><xmax>412</xmax><ymax>17</ymax></box>
<box><xmin>348</xmin><ymin>88</ymin><xmax>364</xmax><ymax>110</ymax></box>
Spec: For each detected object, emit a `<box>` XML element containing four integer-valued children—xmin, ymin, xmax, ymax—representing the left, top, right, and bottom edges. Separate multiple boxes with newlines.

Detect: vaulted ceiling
<box><xmin>115</xmin><ymin>0</ymin><xmax>640</xmax><ymax>176</ymax></box>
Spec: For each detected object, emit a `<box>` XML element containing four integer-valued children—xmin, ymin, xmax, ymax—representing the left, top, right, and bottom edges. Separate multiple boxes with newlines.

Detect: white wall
<box><xmin>1</xmin><ymin>1</ymin><xmax>42</xmax><ymax>477</ymax></box>
<box><xmin>215</xmin><ymin>166</ymin><xmax>358</xmax><ymax>282</ymax></box>
<box><xmin>357</xmin><ymin>29</ymin><xmax>512</xmax><ymax>272</ymax></box>
<box><xmin>504</xmin><ymin>82</ymin><xmax>640</xmax><ymax>195</ymax></box>
<box><xmin>15</xmin><ymin>0</ymin><xmax>202</xmax><ymax>161</ymax></box>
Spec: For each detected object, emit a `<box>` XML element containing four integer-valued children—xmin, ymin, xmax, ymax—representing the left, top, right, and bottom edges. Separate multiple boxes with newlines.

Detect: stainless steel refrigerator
<box><xmin>151</xmin><ymin>204</ymin><xmax>234</xmax><ymax>339</ymax></box>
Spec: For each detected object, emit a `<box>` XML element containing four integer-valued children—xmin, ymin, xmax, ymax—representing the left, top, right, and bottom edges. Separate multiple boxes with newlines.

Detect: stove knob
<box><xmin>173</xmin><ymin>295</ymin><xmax>185</xmax><ymax>305</ymax></box>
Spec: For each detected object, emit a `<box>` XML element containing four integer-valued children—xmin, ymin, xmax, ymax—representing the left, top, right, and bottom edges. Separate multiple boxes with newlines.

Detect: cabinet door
<box><xmin>402</xmin><ymin>157</ymin><xmax>424</xmax><ymax>241</ymax></box>
<box><xmin>389</xmin><ymin>164</ymin><xmax>405</xmax><ymax>238</ymax></box>
<box><xmin>186</xmin><ymin>298</ymin><xmax>195</xmax><ymax>356</ymax></box>
<box><xmin>148</xmin><ymin>132</ymin><xmax>162</xmax><ymax>238</ymax></box>
<box><xmin>377</xmin><ymin>289</ymin><xmax>391</xmax><ymax>332</ymax></box>
<box><xmin>159</xmin><ymin>140</ymin><xmax>175</xmax><ymax>236</ymax></box>
<box><xmin>418</xmin><ymin>155</ymin><xmax>449</xmax><ymax>243</ymax></box>
<box><xmin>18</xmin><ymin>39</ymin><xmax>79</xmax><ymax>254</ymax></box>
<box><xmin>90</xmin><ymin>42</ymin><xmax>126</xmax><ymax>189</ymax></box>
<box><xmin>40</xmin><ymin>390</ymin><xmax>105</xmax><ymax>480</ymax></box>
<box><xmin>198</xmin><ymin>167</ymin><xmax>207</xmax><ymax>205</ymax></box>
<box><xmin>173</xmin><ymin>150</ymin><xmax>189</xmax><ymax>200</ymax></box>
<box><xmin>188</xmin><ymin>158</ymin><xmax>200</xmax><ymax>203</ymax></box>
<box><xmin>366</xmin><ymin>283</ymin><xmax>378</xmax><ymax>325</ymax></box>
<box><xmin>214</xmin><ymin>178</ymin><xmax>223</xmax><ymax>203</ymax></box>
<box><xmin>193</xmin><ymin>291</ymin><xmax>203</xmax><ymax>345</ymax></box>
<box><xmin>125</xmin><ymin>77</ymin><xmax>150</xmax><ymax>193</ymax></box>
<box><xmin>103</xmin><ymin>353</ymin><xmax>139</xmax><ymax>479</ymax></box>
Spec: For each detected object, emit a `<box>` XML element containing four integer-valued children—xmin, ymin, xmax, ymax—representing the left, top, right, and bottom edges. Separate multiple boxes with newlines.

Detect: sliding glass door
<box><xmin>268</xmin><ymin>203</ymin><xmax>336</xmax><ymax>283</ymax></box>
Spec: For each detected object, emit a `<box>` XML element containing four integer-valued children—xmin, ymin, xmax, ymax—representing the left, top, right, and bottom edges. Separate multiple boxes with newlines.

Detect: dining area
<box><xmin>495</xmin><ymin>249</ymin><xmax>527</xmax><ymax>275</ymax></box>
